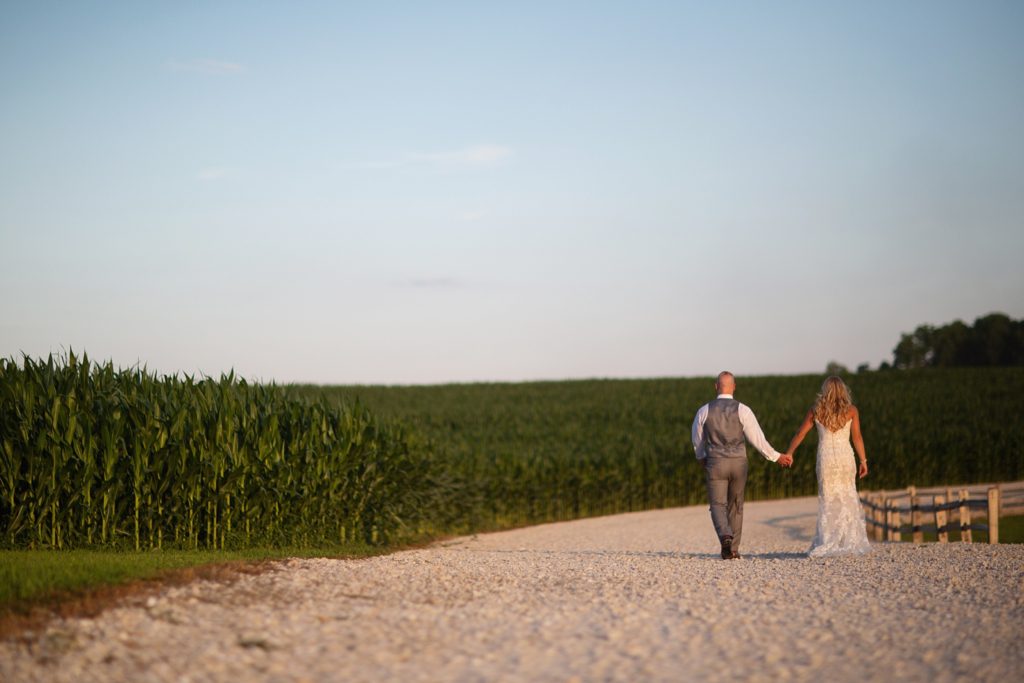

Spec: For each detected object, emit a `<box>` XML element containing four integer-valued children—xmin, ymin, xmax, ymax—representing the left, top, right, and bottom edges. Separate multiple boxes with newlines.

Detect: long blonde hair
<box><xmin>814</xmin><ymin>376</ymin><xmax>853</xmax><ymax>431</ymax></box>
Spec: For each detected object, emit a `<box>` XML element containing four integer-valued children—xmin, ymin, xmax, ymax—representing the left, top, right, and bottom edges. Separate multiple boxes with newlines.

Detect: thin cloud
<box><xmin>459</xmin><ymin>211</ymin><xmax>486</xmax><ymax>222</ymax></box>
<box><xmin>412</xmin><ymin>144</ymin><xmax>513</xmax><ymax>166</ymax></box>
<box><xmin>344</xmin><ymin>144</ymin><xmax>514</xmax><ymax>171</ymax></box>
<box><xmin>196</xmin><ymin>167</ymin><xmax>230</xmax><ymax>181</ymax></box>
<box><xmin>397</xmin><ymin>277</ymin><xmax>466</xmax><ymax>290</ymax></box>
<box><xmin>168</xmin><ymin>59</ymin><xmax>246</xmax><ymax>75</ymax></box>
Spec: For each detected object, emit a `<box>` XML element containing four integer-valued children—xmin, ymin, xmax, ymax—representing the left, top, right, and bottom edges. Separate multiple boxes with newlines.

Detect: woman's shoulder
<box><xmin>841</xmin><ymin>406</ymin><xmax>858</xmax><ymax>429</ymax></box>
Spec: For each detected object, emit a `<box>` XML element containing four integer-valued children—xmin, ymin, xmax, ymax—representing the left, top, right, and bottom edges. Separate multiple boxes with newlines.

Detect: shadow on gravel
<box><xmin>743</xmin><ymin>552</ymin><xmax>807</xmax><ymax>560</ymax></box>
<box><xmin>456</xmin><ymin>548</ymin><xmax>719</xmax><ymax>559</ymax></box>
<box><xmin>455</xmin><ymin>548</ymin><xmax>810</xmax><ymax>561</ymax></box>
<box><xmin>761</xmin><ymin>513</ymin><xmax>816</xmax><ymax>542</ymax></box>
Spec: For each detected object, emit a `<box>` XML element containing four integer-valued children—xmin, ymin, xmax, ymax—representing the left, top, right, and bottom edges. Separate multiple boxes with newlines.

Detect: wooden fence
<box><xmin>859</xmin><ymin>483</ymin><xmax>1023</xmax><ymax>544</ymax></box>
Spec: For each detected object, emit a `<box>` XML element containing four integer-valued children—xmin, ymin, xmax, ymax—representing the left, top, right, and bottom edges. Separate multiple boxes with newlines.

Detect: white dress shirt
<box><xmin>691</xmin><ymin>394</ymin><xmax>781</xmax><ymax>462</ymax></box>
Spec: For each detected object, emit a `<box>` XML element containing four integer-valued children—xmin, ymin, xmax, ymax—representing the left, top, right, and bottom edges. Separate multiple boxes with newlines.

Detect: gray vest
<box><xmin>704</xmin><ymin>398</ymin><xmax>746</xmax><ymax>458</ymax></box>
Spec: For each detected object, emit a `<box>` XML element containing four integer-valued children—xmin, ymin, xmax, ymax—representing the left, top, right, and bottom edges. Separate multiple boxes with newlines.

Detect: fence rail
<box><xmin>859</xmin><ymin>484</ymin><xmax>1018</xmax><ymax>544</ymax></box>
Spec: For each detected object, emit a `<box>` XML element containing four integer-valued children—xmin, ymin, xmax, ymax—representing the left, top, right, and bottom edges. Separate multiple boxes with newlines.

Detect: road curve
<box><xmin>3</xmin><ymin>497</ymin><xmax>1022</xmax><ymax>683</ymax></box>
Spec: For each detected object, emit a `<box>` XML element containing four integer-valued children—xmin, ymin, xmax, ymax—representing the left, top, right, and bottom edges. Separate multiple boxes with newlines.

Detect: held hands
<box><xmin>777</xmin><ymin>453</ymin><xmax>794</xmax><ymax>468</ymax></box>
<box><xmin>858</xmin><ymin>460</ymin><xmax>868</xmax><ymax>478</ymax></box>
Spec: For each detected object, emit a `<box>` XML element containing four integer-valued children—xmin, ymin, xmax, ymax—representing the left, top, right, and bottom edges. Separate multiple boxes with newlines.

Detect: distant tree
<box><xmin>878</xmin><ymin>361</ymin><xmax>892</xmax><ymax>371</ymax></box>
<box><xmin>930</xmin><ymin>319</ymin><xmax>971</xmax><ymax>366</ymax></box>
<box><xmin>856</xmin><ymin>362</ymin><xmax>870</xmax><ymax>373</ymax></box>
<box><xmin>893</xmin><ymin>325</ymin><xmax>934</xmax><ymax>369</ymax></box>
<box><xmin>890</xmin><ymin>313</ymin><xmax>1024</xmax><ymax>368</ymax></box>
<box><xmin>970</xmin><ymin>312</ymin><xmax>1023</xmax><ymax>366</ymax></box>
<box><xmin>825</xmin><ymin>361</ymin><xmax>849</xmax><ymax>375</ymax></box>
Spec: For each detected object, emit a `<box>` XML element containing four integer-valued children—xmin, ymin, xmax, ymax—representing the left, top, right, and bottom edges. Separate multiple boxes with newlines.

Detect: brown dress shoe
<box><xmin>720</xmin><ymin>536</ymin><xmax>733</xmax><ymax>560</ymax></box>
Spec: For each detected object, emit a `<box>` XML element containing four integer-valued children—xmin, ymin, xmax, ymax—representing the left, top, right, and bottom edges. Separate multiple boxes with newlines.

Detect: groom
<box><xmin>692</xmin><ymin>371</ymin><xmax>792</xmax><ymax>559</ymax></box>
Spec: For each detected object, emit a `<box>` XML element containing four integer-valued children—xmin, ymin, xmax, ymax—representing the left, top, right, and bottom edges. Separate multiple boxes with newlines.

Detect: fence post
<box><xmin>958</xmin><ymin>489</ymin><xmax>971</xmax><ymax>543</ymax></box>
<box><xmin>987</xmin><ymin>487</ymin><xmax>1000</xmax><ymax>544</ymax></box>
<box><xmin>874</xmin><ymin>494</ymin><xmax>886</xmax><ymax>541</ymax></box>
<box><xmin>892</xmin><ymin>498</ymin><xmax>902</xmax><ymax>542</ymax></box>
<box><xmin>909</xmin><ymin>486</ymin><xmax>923</xmax><ymax>544</ymax></box>
<box><xmin>885</xmin><ymin>499</ymin><xmax>898</xmax><ymax>541</ymax></box>
<box><xmin>935</xmin><ymin>495</ymin><xmax>948</xmax><ymax>543</ymax></box>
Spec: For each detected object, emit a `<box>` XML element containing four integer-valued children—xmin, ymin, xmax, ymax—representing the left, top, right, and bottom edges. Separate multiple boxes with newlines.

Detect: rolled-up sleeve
<box><xmin>691</xmin><ymin>404</ymin><xmax>709</xmax><ymax>460</ymax></box>
<box><xmin>738</xmin><ymin>403</ymin><xmax>780</xmax><ymax>461</ymax></box>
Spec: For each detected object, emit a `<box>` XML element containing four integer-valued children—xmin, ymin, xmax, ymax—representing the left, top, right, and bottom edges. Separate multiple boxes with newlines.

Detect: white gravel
<box><xmin>3</xmin><ymin>496</ymin><xmax>1022</xmax><ymax>683</ymax></box>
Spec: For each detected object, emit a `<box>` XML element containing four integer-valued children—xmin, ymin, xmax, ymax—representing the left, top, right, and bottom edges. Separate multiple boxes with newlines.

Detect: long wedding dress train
<box><xmin>808</xmin><ymin>419</ymin><xmax>872</xmax><ymax>557</ymax></box>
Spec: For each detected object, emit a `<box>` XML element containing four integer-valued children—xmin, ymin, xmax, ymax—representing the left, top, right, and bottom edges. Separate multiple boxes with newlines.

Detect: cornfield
<box><xmin>0</xmin><ymin>353</ymin><xmax>448</xmax><ymax>550</ymax></box>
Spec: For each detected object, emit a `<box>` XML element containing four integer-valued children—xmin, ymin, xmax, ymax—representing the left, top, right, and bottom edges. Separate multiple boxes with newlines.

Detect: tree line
<box><xmin>888</xmin><ymin>312</ymin><xmax>1024</xmax><ymax>369</ymax></box>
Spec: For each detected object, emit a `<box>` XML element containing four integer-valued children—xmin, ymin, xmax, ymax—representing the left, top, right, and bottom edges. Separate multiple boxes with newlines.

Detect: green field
<box><xmin>297</xmin><ymin>367</ymin><xmax>1024</xmax><ymax>529</ymax></box>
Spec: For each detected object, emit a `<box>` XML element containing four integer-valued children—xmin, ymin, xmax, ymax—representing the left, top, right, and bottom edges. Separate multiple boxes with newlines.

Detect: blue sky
<box><xmin>2</xmin><ymin>2</ymin><xmax>1023</xmax><ymax>384</ymax></box>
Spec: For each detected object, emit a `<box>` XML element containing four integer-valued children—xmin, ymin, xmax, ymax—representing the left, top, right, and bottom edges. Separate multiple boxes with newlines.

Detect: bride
<box><xmin>784</xmin><ymin>376</ymin><xmax>872</xmax><ymax>556</ymax></box>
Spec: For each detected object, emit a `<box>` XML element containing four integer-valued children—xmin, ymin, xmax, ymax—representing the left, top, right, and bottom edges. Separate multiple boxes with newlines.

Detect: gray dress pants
<box><xmin>704</xmin><ymin>456</ymin><xmax>748</xmax><ymax>551</ymax></box>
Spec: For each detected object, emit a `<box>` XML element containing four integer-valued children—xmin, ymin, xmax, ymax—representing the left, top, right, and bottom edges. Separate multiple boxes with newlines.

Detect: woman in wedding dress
<box><xmin>784</xmin><ymin>376</ymin><xmax>872</xmax><ymax>557</ymax></box>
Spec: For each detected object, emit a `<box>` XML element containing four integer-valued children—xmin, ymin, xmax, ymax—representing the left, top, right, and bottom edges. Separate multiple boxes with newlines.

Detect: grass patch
<box><xmin>0</xmin><ymin>543</ymin><xmax>391</xmax><ymax>618</ymax></box>
<box><xmin>894</xmin><ymin>514</ymin><xmax>1024</xmax><ymax>544</ymax></box>
<box><xmin>998</xmin><ymin>513</ymin><xmax>1024</xmax><ymax>543</ymax></box>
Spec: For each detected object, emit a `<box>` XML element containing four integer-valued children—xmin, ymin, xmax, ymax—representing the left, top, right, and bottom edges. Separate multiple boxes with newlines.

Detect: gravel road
<box><xmin>3</xmin><ymin>496</ymin><xmax>1022</xmax><ymax>683</ymax></box>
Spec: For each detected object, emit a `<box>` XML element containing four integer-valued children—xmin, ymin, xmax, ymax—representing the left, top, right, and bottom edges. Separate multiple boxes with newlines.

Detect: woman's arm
<box><xmin>785</xmin><ymin>409</ymin><xmax>815</xmax><ymax>456</ymax></box>
<box><xmin>850</xmin><ymin>406</ymin><xmax>868</xmax><ymax>478</ymax></box>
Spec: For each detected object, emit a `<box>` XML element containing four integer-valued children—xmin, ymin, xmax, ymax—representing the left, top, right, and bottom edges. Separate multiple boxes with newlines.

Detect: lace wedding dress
<box><xmin>808</xmin><ymin>419</ymin><xmax>871</xmax><ymax>557</ymax></box>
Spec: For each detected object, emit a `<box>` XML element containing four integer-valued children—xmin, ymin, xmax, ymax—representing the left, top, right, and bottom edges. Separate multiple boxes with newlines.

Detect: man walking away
<box><xmin>692</xmin><ymin>371</ymin><xmax>793</xmax><ymax>559</ymax></box>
